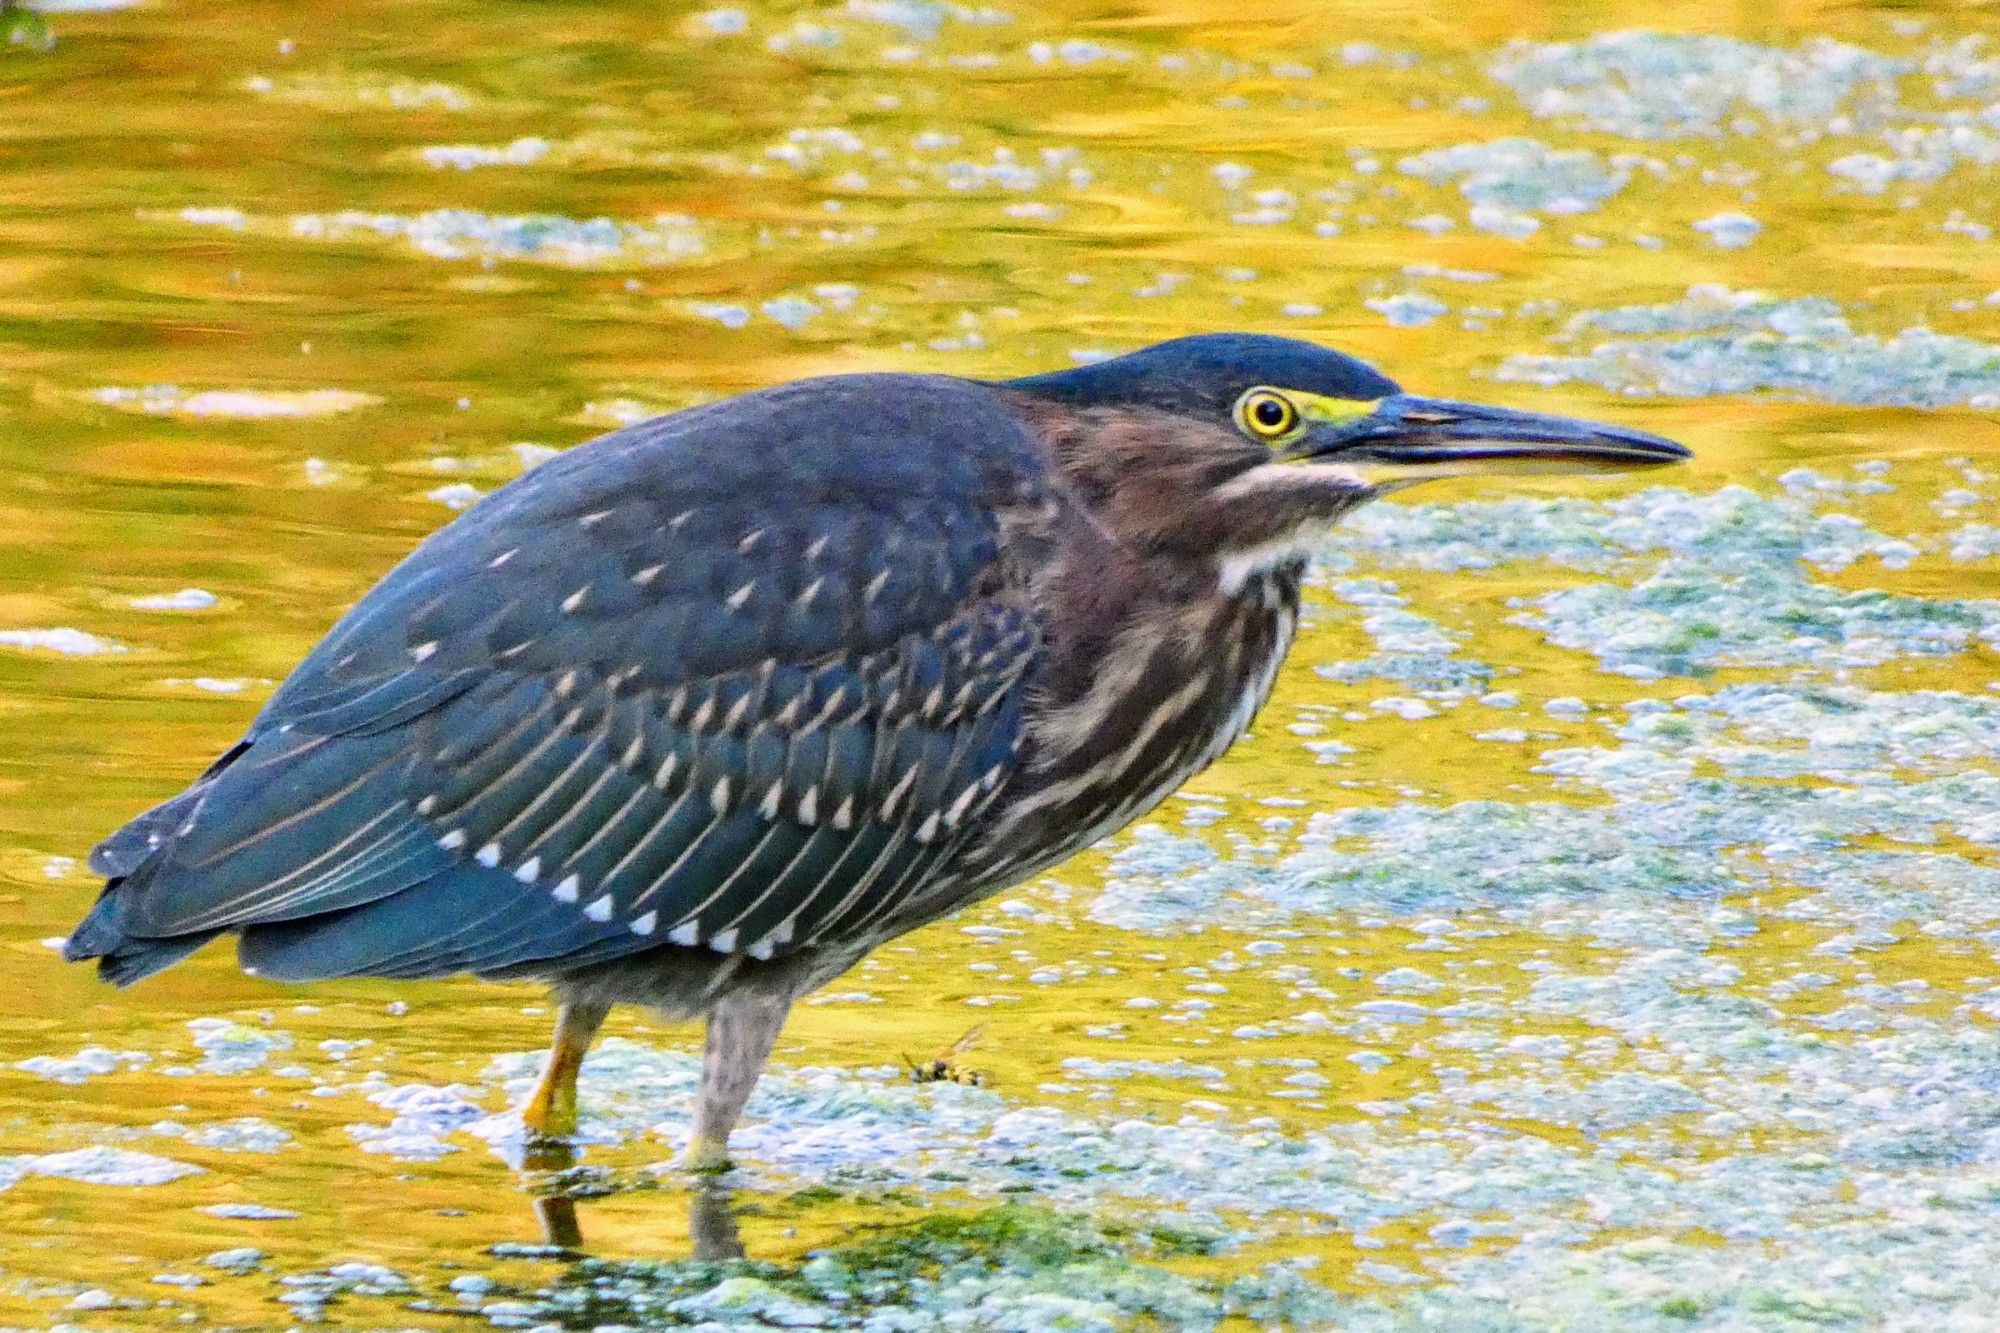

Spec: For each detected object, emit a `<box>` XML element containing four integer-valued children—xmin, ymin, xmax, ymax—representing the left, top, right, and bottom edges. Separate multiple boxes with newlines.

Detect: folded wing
<box><xmin>67</xmin><ymin>376</ymin><xmax>1053</xmax><ymax>984</ymax></box>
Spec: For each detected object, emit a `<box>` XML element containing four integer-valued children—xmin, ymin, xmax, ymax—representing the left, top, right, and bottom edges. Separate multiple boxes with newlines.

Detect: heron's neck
<box><xmin>1203</xmin><ymin>461</ymin><xmax>1377</xmax><ymax>594</ymax></box>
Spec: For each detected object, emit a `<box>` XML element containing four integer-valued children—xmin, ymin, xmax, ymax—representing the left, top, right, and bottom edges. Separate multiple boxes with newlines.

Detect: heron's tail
<box><xmin>62</xmin><ymin>891</ymin><xmax>217</xmax><ymax>986</ymax></box>
<box><xmin>61</xmin><ymin>741</ymin><xmax>248</xmax><ymax>985</ymax></box>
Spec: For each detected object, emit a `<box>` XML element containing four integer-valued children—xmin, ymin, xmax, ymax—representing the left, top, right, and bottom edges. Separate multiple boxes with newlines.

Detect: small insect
<box><xmin>905</xmin><ymin>1023</ymin><xmax>987</xmax><ymax>1086</ymax></box>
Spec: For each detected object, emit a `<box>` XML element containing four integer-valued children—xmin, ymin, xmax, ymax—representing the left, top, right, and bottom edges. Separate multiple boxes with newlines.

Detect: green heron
<box><xmin>64</xmin><ymin>333</ymin><xmax>1686</xmax><ymax>1168</ymax></box>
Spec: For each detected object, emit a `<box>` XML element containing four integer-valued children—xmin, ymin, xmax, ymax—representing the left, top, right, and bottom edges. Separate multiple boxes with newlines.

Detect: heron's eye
<box><xmin>1234</xmin><ymin>388</ymin><xmax>1301</xmax><ymax>443</ymax></box>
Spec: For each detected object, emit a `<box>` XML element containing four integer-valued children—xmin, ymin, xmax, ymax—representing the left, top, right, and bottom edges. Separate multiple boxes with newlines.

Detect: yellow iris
<box><xmin>1233</xmin><ymin>386</ymin><xmax>1382</xmax><ymax>448</ymax></box>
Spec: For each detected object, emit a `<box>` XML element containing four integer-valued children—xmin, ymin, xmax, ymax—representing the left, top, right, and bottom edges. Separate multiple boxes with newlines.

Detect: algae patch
<box><xmin>1498</xmin><ymin>286</ymin><xmax>2000</xmax><ymax>408</ymax></box>
<box><xmin>495</xmin><ymin>1208</ymin><xmax>1305</xmax><ymax>1332</ymax></box>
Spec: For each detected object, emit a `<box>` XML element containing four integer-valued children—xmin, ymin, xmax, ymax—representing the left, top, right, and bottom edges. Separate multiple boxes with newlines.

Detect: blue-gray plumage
<box><xmin>65</xmin><ymin>333</ymin><xmax>1687</xmax><ymax>1167</ymax></box>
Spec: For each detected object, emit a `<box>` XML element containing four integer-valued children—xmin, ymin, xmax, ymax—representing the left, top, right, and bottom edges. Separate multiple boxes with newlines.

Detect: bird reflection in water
<box><xmin>521</xmin><ymin>1135</ymin><xmax>746</xmax><ymax>1259</ymax></box>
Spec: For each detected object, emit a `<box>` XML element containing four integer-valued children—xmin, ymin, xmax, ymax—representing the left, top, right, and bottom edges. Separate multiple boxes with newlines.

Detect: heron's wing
<box><xmin>70</xmin><ymin>376</ymin><xmax>1055</xmax><ymax>982</ymax></box>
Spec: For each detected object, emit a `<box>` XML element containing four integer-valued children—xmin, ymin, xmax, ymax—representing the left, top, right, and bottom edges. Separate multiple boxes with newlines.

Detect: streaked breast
<box><xmin>960</xmin><ymin>566</ymin><xmax>1302</xmax><ymax>887</ymax></box>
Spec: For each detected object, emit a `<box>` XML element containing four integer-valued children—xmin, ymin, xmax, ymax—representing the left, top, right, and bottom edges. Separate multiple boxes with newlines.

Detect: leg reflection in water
<box><xmin>523</xmin><ymin>1134</ymin><xmax>587</xmax><ymax>1251</ymax></box>
<box><xmin>687</xmin><ymin>1176</ymin><xmax>744</xmax><ymax>1260</ymax></box>
<box><xmin>522</xmin><ymin>1135</ymin><xmax>747</xmax><ymax>1259</ymax></box>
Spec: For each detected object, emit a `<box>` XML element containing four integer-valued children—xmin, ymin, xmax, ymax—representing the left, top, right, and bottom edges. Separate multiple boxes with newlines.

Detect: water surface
<box><xmin>4</xmin><ymin>1</ymin><xmax>2000</xmax><ymax>1327</ymax></box>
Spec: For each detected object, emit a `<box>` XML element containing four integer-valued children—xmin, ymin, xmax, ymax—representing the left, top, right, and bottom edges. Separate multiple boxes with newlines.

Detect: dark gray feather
<box><xmin>68</xmin><ymin>373</ymin><xmax>1054</xmax><ymax>986</ymax></box>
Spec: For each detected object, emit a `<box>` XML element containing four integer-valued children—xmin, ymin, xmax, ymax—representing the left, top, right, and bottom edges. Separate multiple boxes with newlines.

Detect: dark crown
<box><xmin>1005</xmin><ymin>332</ymin><xmax>1402</xmax><ymax>416</ymax></box>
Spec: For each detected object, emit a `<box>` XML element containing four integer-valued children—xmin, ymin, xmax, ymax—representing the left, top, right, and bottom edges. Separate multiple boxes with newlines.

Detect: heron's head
<box><xmin>1004</xmin><ymin>332</ymin><xmax>1688</xmax><ymax>587</ymax></box>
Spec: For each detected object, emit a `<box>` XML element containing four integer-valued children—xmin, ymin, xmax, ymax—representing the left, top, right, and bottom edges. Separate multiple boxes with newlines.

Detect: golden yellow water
<box><xmin>4</xmin><ymin>0</ymin><xmax>2000</xmax><ymax>1324</ymax></box>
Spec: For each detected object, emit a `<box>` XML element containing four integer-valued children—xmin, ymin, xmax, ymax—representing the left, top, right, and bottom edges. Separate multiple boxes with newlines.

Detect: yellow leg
<box><xmin>521</xmin><ymin>1000</ymin><xmax>609</xmax><ymax>1139</ymax></box>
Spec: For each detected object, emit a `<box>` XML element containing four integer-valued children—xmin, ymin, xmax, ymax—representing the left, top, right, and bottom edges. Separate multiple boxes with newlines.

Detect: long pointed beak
<box><xmin>1299</xmin><ymin>393</ymin><xmax>1690</xmax><ymax>480</ymax></box>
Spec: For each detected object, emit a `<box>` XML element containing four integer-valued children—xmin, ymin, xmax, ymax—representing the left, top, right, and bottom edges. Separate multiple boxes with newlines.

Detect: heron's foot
<box><xmin>520</xmin><ymin>1077</ymin><xmax>580</xmax><ymax>1140</ymax></box>
<box><xmin>681</xmin><ymin>1132</ymin><xmax>734</xmax><ymax>1175</ymax></box>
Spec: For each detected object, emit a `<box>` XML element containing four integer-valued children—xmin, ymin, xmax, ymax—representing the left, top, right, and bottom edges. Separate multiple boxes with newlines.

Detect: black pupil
<box><xmin>1253</xmin><ymin>397</ymin><xmax>1288</xmax><ymax>429</ymax></box>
